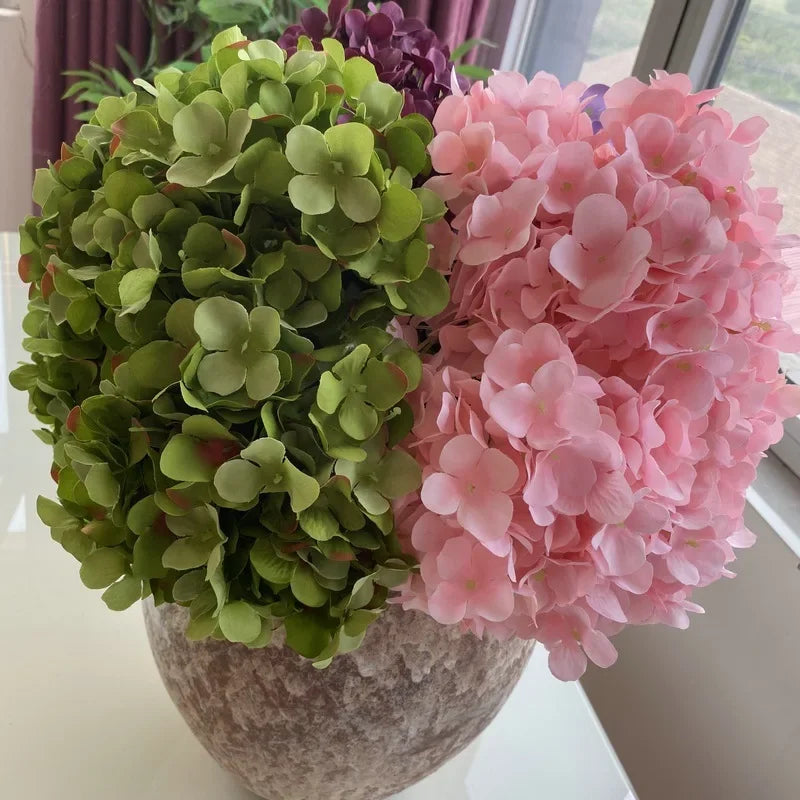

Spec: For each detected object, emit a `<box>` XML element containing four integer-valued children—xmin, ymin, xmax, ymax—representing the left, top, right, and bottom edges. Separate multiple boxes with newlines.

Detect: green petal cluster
<box><xmin>10</xmin><ymin>27</ymin><xmax>447</xmax><ymax>664</ymax></box>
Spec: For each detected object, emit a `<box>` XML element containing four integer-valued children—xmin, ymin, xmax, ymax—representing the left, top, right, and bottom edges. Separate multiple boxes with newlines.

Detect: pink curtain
<box><xmin>400</xmin><ymin>0</ymin><xmax>491</xmax><ymax>54</ymax></box>
<box><xmin>33</xmin><ymin>0</ymin><xmax>194</xmax><ymax>170</ymax></box>
<box><xmin>400</xmin><ymin>0</ymin><xmax>515</xmax><ymax>69</ymax></box>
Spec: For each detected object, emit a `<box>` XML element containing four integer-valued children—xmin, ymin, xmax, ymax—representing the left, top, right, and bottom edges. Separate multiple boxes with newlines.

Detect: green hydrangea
<box><xmin>10</xmin><ymin>27</ymin><xmax>448</xmax><ymax>665</ymax></box>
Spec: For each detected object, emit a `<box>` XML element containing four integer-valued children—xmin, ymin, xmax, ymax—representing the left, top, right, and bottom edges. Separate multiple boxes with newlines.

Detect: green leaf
<box><xmin>375</xmin><ymin>450</ymin><xmax>422</xmax><ymax>498</ymax></box>
<box><xmin>95</xmin><ymin>94</ymin><xmax>137</xmax><ymax>130</ymax></box>
<box><xmin>339</xmin><ymin>395</ymin><xmax>379</xmax><ymax>440</ymax></box>
<box><xmin>393</xmin><ymin>268</ymin><xmax>450</xmax><ymax>316</ymax></box>
<box><xmin>387</xmin><ymin>399</ymin><xmax>414</xmax><ymax>447</ymax></box>
<box><xmin>386</xmin><ymin>126</ymin><xmax>428</xmax><ymax>176</ymax></box>
<box><xmin>80</xmin><ymin>548</ymin><xmax>128</xmax><ymax>589</ymax></box>
<box><xmin>59</xmin><ymin>156</ymin><xmax>97</xmax><ymax>189</ymax></box>
<box><xmin>213</xmin><ymin>458</ymin><xmax>264</xmax><ymax>503</ymax></box>
<box><xmin>156</xmin><ymin>83</ymin><xmax>184</xmax><ymax>124</ymax></box>
<box><xmin>244</xmin><ymin>39</ymin><xmax>285</xmax><ymax>72</ymax></box>
<box><xmin>250</xmin><ymin>538</ymin><xmax>296</xmax><ymax>584</ymax></box>
<box><xmin>287</xmin><ymin>299</ymin><xmax>328</xmax><ymax>328</ymax></box>
<box><xmin>84</xmin><ymin>463</ymin><xmax>120</xmax><ymax>508</ymax></box>
<box><xmin>309</xmin><ymin>551</ymin><xmax>350</xmax><ymax>580</ymax></box>
<box><xmin>298</xmin><ymin>506</ymin><xmax>339</xmax><ymax>541</ymax></box>
<box><xmin>104</xmin><ymin>169</ymin><xmax>155</xmax><ymax>214</ymax></box>
<box><xmin>375</xmin><ymin>563</ymin><xmax>411</xmax><ymax>588</ymax></box>
<box><xmin>165</xmin><ymin>505</ymin><xmax>218</xmax><ymax>538</ymax></box>
<box><xmin>132</xmin><ymin>192</ymin><xmax>174</xmax><ymax>230</ymax></box>
<box><xmin>362</xmin><ymin>359</ymin><xmax>408</xmax><ymax>411</ymax></box>
<box><xmin>325</xmin><ymin>123</ymin><xmax>374</xmax><ymax>176</ymax></box>
<box><xmin>172</xmin><ymin>570</ymin><xmax>208</xmax><ymax>603</ymax></box>
<box><xmin>252</xmin><ymin>80</ymin><xmax>293</xmax><ymax>118</ymax></box>
<box><xmin>241</xmin><ymin>437</ymin><xmax>286</xmax><ymax>470</ymax></box>
<box><xmin>118</xmin><ymin>268</ymin><xmax>158</xmax><ymax>315</ymax></box>
<box><xmin>132</xmin><ymin>531</ymin><xmax>170</xmax><ymax>579</ymax></box>
<box><xmin>127</xmin><ymin>340</ymin><xmax>185</xmax><ymax>389</ymax></box>
<box><xmin>336</xmin><ymin>176</ymin><xmax>381</xmax><ymax>223</ymax></box>
<box><xmin>193</xmin><ymin>295</ymin><xmax>250</xmax><ymax>350</ymax></box>
<box><xmin>197</xmin><ymin>351</ymin><xmax>247</xmax><ymax>395</ymax></box>
<box><xmin>377</xmin><ymin>183</ymin><xmax>423</xmax><ymax>242</ymax></box>
<box><xmin>321</xmin><ymin>37</ymin><xmax>345</xmax><ymax>68</ymax></box>
<box><xmin>9</xmin><ymin>364</ymin><xmax>40</xmax><ymax>392</ymax></box>
<box><xmin>455</xmin><ymin>63</ymin><xmax>493</xmax><ymax>80</ymax></box>
<box><xmin>291</xmin><ymin>562</ymin><xmax>329</xmax><ymax>607</ymax></box>
<box><xmin>247</xmin><ymin>306</ymin><xmax>279</xmax><ymax>350</ymax></box>
<box><xmin>220</xmin><ymin>61</ymin><xmax>249</xmax><ymax>108</ymax></box>
<box><xmin>348</xmin><ymin>574</ymin><xmax>375</xmax><ymax>610</ymax></box>
<box><xmin>83</xmin><ymin>519</ymin><xmax>126</xmax><ymax>547</ymax></box>
<box><xmin>59</xmin><ymin>527</ymin><xmax>95</xmax><ymax>561</ymax></box>
<box><xmin>344</xmin><ymin>608</ymin><xmax>381</xmax><ymax>637</ymax></box>
<box><xmin>414</xmin><ymin>187</ymin><xmax>447</xmax><ymax>222</ymax></box>
<box><xmin>211</xmin><ymin>26</ymin><xmax>247</xmax><ymax>55</ymax></box>
<box><xmin>358</xmin><ymin>82</ymin><xmax>404</xmax><ymax>130</ymax></box>
<box><xmin>244</xmin><ymin>352</ymin><xmax>281</xmax><ymax>401</ymax></box>
<box><xmin>288</xmin><ymin>174</ymin><xmax>336</xmax><ymax>216</ymax></box>
<box><xmin>181</xmin><ymin>414</ymin><xmax>237</xmax><ymax>441</ymax></box>
<box><xmin>127</xmin><ymin>496</ymin><xmax>161</xmax><ymax>536</ymax></box>
<box><xmin>37</xmin><ymin>496</ymin><xmax>75</xmax><ymax>528</ymax></box>
<box><xmin>342</xmin><ymin>57</ymin><xmax>379</xmax><ymax>99</ymax></box>
<box><xmin>450</xmin><ymin>37</ymin><xmax>497</xmax><ymax>62</ymax></box>
<box><xmin>219</xmin><ymin>601</ymin><xmax>262</xmax><ymax>644</ymax></box>
<box><xmin>186</xmin><ymin>611</ymin><xmax>217</xmax><ymax>640</ymax></box>
<box><xmin>102</xmin><ymin>575</ymin><xmax>142</xmax><ymax>611</ymax></box>
<box><xmin>284</xmin><ymin>49</ymin><xmax>327</xmax><ymax>84</ymax></box>
<box><xmin>386</xmin><ymin>346</ymin><xmax>422</xmax><ymax>391</ymax></box>
<box><xmin>284</xmin><ymin>612</ymin><xmax>331</xmax><ymax>658</ymax></box>
<box><xmin>161</xmin><ymin>434</ymin><xmax>215</xmax><ymax>483</ymax></box>
<box><xmin>32</xmin><ymin>169</ymin><xmax>61</xmax><ymax>208</ymax></box>
<box><xmin>285</xmin><ymin>125</ymin><xmax>330</xmax><ymax>174</ymax></box>
<box><xmin>283</xmin><ymin>461</ymin><xmax>321</xmax><ymax>512</ymax></box>
<box><xmin>354</xmin><ymin>483</ymin><xmax>390</xmax><ymax>515</ymax></box>
<box><xmin>165</xmin><ymin>298</ymin><xmax>199</xmax><ymax>347</ymax></box>
<box><xmin>162</xmin><ymin>537</ymin><xmax>216</xmax><ymax>570</ymax></box>
<box><xmin>64</xmin><ymin>295</ymin><xmax>100</xmax><ymax>334</ymax></box>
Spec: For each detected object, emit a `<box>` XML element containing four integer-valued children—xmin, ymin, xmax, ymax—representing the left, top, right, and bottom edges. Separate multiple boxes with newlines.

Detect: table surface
<box><xmin>0</xmin><ymin>232</ymin><xmax>633</xmax><ymax>800</ymax></box>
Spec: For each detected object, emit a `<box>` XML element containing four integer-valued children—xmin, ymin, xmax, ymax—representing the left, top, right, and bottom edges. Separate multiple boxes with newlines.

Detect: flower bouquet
<box><xmin>10</xmin><ymin>0</ymin><xmax>800</xmax><ymax>796</ymax></box>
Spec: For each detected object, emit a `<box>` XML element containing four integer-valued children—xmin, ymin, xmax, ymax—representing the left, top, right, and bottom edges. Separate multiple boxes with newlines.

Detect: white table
<box><xmin>0</xmin><ymin>232</ymin><xmax>633</xmax><ymax>799</ymax></box>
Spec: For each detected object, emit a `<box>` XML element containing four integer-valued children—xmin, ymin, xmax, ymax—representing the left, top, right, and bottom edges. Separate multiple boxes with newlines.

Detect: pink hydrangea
<box><xmin>420</xmin><ymin>434</ymin><xmax>519</xmax><ymax>551</ymax></box>
<box><xmin>393</xmin><ymin>69</ymin><xmax>800</xmax><ymax>681</ymax></box>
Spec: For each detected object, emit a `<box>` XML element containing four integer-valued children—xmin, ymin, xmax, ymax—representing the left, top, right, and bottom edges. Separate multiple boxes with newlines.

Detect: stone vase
<box><xmin>144</xmin><ymin>601</ymin><xmax>533</xmax><ymax>800</ymax></box>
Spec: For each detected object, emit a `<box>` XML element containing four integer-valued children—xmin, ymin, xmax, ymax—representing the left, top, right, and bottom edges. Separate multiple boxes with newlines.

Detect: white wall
<box><xmin>0</xmin><ymin>0</ymin><xmax>36</xmax><ymax>231</ymax></box>
<box><xmin>582</xmin><ymin>503</ymin><xmax>800</xmax><ymax>800</ymax></box>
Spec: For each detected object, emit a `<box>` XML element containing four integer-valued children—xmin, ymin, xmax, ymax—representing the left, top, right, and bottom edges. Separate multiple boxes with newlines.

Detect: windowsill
<box><xmin>747</xmin><ymin>446</ymin><xmax>800</xmax><ymax>559</ymax></box>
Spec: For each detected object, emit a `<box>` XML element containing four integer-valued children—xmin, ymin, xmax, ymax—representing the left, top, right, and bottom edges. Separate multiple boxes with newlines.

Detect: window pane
<box><xmin>720</xmin><ymin>0</ymin><xmax>800</xmax><ymax>384</ymax></box>
<box><xmin>721</xmin><ymin>0</ymin><xmax>800</xmax><ymax>233</ymax></box>
<box><xmin>579</xmin><ymin>0</ymin><xmax>655</xmax><ymax>84</ymax></box>
<box><xmin>519</xmin><ymin>0</ymin><xmax>654</xmax><ymax>84</ymax></box>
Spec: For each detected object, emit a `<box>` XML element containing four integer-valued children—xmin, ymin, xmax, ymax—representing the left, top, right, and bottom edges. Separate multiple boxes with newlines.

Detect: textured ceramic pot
<box><xmin>144</xmin><ymin>601</ymin><xmax>533</xmax><ymax>800</ymax></box>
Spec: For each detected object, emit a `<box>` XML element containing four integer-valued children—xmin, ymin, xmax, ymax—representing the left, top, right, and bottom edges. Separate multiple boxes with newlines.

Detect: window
<box><xmin>505</xmin><ymin>0</ymin><xmax>656</xmax><ymax>85</ymax></box>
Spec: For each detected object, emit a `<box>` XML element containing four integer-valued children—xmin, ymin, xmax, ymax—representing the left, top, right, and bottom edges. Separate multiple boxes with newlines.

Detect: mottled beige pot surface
<box><xmin>144</xmin><ymin>602</ymin><xmax>533</xmax><ymax>800</ymax></box>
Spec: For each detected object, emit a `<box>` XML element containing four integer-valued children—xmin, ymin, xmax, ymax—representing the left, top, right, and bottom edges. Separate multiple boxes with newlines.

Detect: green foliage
<box><xmin>451</xmin><ymin>38</ymin><xmax>496</xmax><ymax>82</ymax></box>
<box><xmin>14</xmin><ymin>29</ymin><xmax>447</xmax><ymax>664</ymax></box>
<box><xmin>64</xmin><ymin>0</ymin><xmax>329</xmax><ymax>121</ymax></box>
<box><xmin>723</xmin><ymin>2</ymin><xmax>800</xmax><ymax>115</ymax></box>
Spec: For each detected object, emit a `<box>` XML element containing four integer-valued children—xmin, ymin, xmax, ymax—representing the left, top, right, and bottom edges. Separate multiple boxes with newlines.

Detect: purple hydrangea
<box><xmin>279</xmin><ymin>1</ymin><xmax>467</xmax><ymax>119</ymax></box>
<box><xmin>581</xmin><ymin>83</ymin><xmax>609</xmax><ymax>133</ymax></box>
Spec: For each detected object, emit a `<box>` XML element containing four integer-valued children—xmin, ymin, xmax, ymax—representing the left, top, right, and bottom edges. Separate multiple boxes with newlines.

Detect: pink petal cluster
<box><xmin>394</xmin><ymin>70</ymin><xmax>800</xmax><ymax>681</ymax></box>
